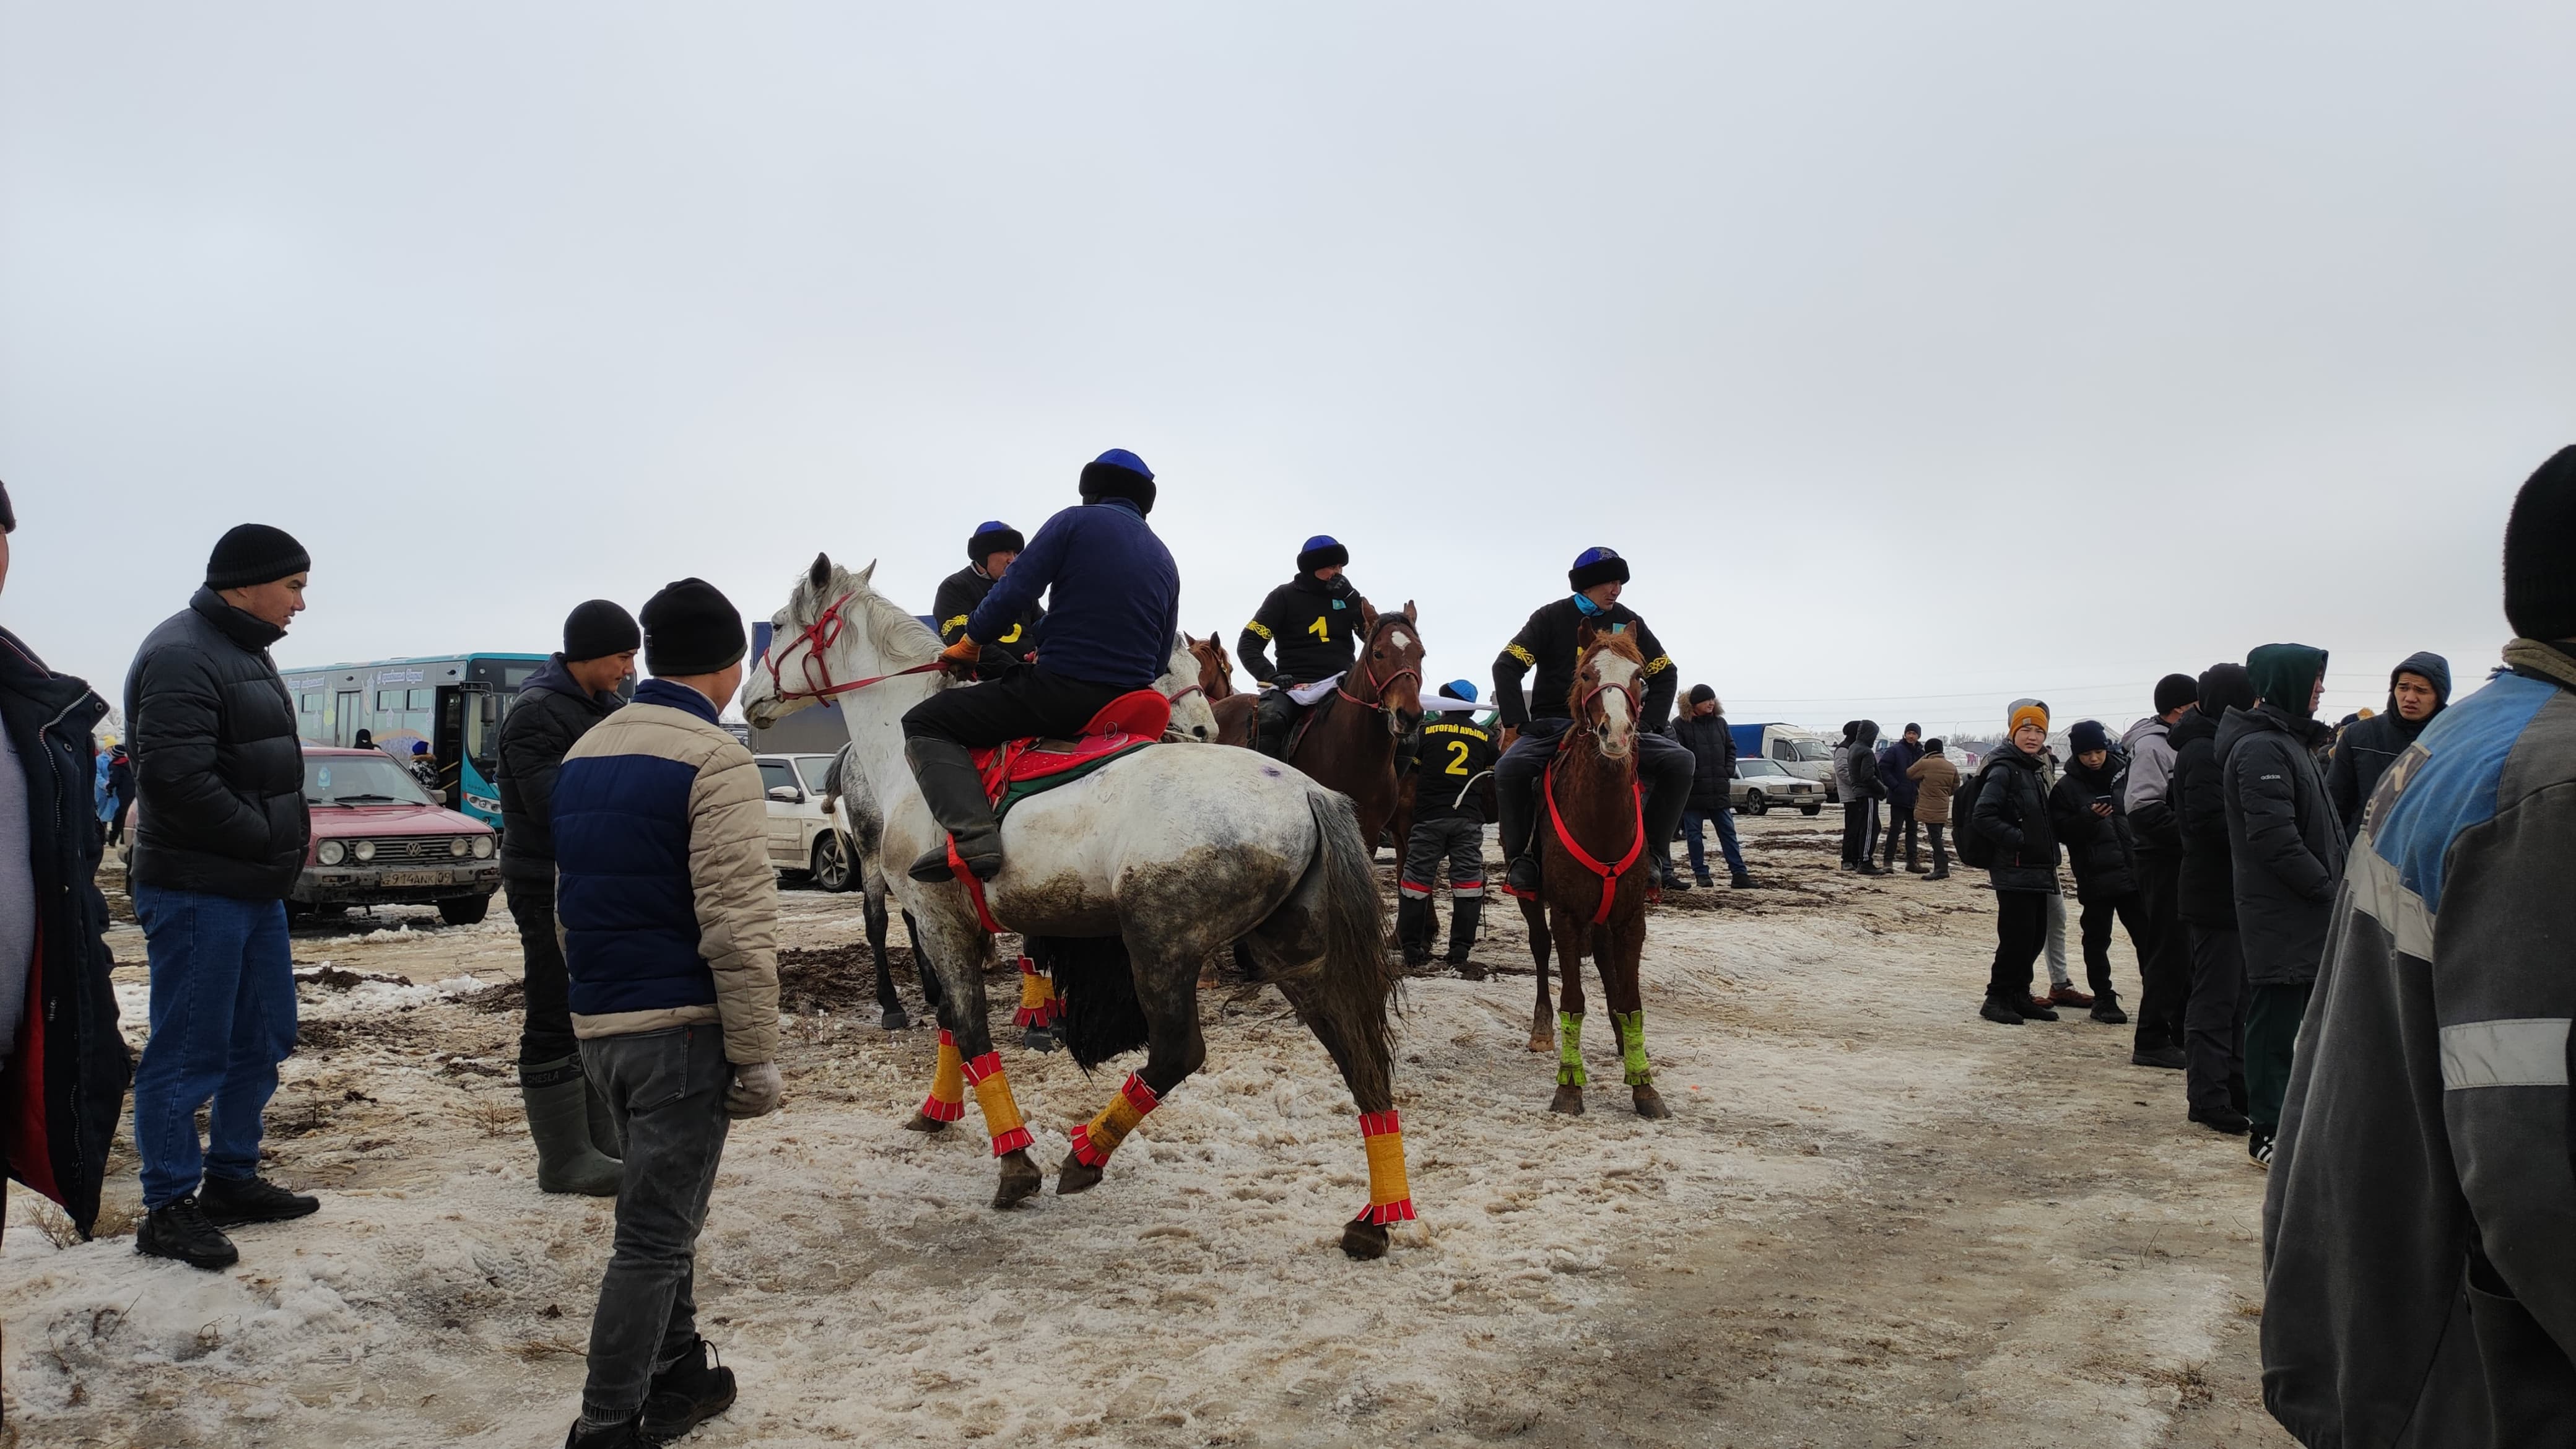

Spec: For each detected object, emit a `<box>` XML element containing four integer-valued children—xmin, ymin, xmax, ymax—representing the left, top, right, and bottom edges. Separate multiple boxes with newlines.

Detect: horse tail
<box><xmin>1297</xmin><ymin>786</ymin><xmax>1398</xmax><ymax>1108</ymax></box>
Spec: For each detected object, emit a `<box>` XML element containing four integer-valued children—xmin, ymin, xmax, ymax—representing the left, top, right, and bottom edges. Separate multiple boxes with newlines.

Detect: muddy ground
<box><xmin>0</xmin><ymin>816</ymin><xmax>2291</xmax><ymax>1447</ymax></box>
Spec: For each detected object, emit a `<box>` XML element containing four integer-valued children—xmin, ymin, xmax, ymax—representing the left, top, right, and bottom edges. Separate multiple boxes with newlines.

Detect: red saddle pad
<box><xmin>968</xmin><ymin>689</ymin><xmax>1172</xmax><ymax>796</ymax></box>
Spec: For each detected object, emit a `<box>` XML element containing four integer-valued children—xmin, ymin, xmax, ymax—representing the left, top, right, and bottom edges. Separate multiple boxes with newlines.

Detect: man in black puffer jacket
<box><xmin>124</xmin><ymin>525</ymin><xmax>321</xmax><ymax>1271</ymax></box>
<box><xmin>2052</xmin><ymin>720</ymin><xmax>2146</xmax><ymax>1029</ymax></box>
<box><xmin>2173</xmin><ymin>662</ymin><xmax>2255</xmax><ymax>1134</ymax></box>
<box><xmin>1668</xmin><ymin>685</ymin><xmax>1749</xmax><ymax>888</ymax></box>
<box><xmin>2323</xmin><ymin>650</ymin><xmax>2450</xmax><ymax>841</ymax></box>
<box><xmin>2219</xmin><ymin>643</ymin><xmax>2344</xmax><ymax>1168</ymax></box>
<box><xmin>495</xmin><ymin>600</ymin><xmax>637</xmax><ymax>1197</ymax></box>
<box><xmin>1974</xmin><ymin>699</ymin><xmax>2063</xmax><ymax>1025</ymax></box>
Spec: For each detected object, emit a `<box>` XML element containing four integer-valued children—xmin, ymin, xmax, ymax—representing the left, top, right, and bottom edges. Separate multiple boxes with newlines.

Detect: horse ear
<box><xmin>857</xmin><ymin>559</ymin><xmax>877</xmax><ymax>586</ymax></box>
<box><xmin>1575</xmin><ymin>619</ymin><xmax>1599</xmax><ymax>651</ymax></box>
<box><xmin>1360</xmin><ymin>599</ymin><xmax>1379</xmax><ymax>634</ymax></box>
<box><xmin>808</xmin><ymin>553</ymin><xmax>832</xmax><ymax>591</ymax></box>
<box><xmin>1402</xmin><ymin>599</ymin><xmax>1418</xmax><ymax>623</ymax></box>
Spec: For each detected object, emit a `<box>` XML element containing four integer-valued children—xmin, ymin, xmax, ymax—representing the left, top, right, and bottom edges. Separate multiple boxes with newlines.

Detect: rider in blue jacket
<box><xmin>901</xmin><ymin>449</ymin><xmax>1179</xmax><ymax>883</ymax></box>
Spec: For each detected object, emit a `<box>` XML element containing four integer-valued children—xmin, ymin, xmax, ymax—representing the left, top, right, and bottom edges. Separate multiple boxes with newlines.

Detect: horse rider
<box><xmin>1398</xmin><ymin>680</ymin><xmax>1500</xmax><ymax>967</ymax></box>
<box><xmin>1492</xmin><ymin>546</ymin><xmax>1695</xmax><ymax>895</ymax></box>
<box><xmin>1238</xmin><ymin>535</ymin><xmax>1373</xmax><ymax>759</ymax></box>
<box><xmin>933</xmin><ymin>520</ymin><xmax>1042</xmax><ymax>681</ymax></box>
<box><xmin>902</xmin><ymin>449</ymin><xmax>1178</xmax><ymax>883</ymax></box>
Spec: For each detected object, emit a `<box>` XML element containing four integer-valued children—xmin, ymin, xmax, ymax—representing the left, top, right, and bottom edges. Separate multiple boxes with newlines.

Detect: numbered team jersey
<box><xmin>933</xmin><ymin>564</ymin><xmax>1043</xmax><ymax>681</ymax></box>
<box><xmin>1239</xmin><ymin>573</ymin><xmax>1368</xmax><ymax>685</ymax></box>
<box><xmin>1415</xmin><ymin>716</ymin><xmax>1500</xmax><ymax>823</ymax></box>
<box><xmin>1491</xmin><ymin>596</ymin><xmax>1677</xmax><ymax>731</ymax></box>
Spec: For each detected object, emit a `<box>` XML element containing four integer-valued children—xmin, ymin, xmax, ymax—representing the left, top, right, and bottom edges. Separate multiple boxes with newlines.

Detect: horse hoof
<box><xmin>881</xmin><ymin>1009</ymin><xmax>910</xmax><ymax>1031</ymax></box>
<box><xmin>1527</xmin><ymin>1032</ymin><xmax>1556</xmax><ymax>1054</ymax></box>
<box><xmin>994</xmin><ymin>1151</ymin><xmax>1043</xmax><ymax>1209</ymax></box>
<box><xmin>1549</xmin><ymin>1085</ymin><xmax>1585</xmax><ymax>1115</ymax></box>
<box><xmin>903</xmin><ymin>1112</ymin><xmax>950</xmax><ymax>1134</ymax></box>
<box><xmin>1024</xmin><ymin>1026</ymin><xmax>1058</xmax><ymax>1054</ymax></box>
<box><xmin>1340</xmin><ymin>1219</ymin><xmax>1390</xmax><ymax>1260</ymax></box>
<box><xmin>1632</xmin><ymin>1086</ymin><xmax>1672</xmax><ymax>1120</ymax></box>
<box><xmin>1056</xmin><ymin>1153</ymin><xmax>1105</xmax><ymax>1195</ymax></box>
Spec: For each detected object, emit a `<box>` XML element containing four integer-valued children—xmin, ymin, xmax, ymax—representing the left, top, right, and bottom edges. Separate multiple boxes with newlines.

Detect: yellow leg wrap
<box><xmin>918</xmin><ymin>1030</ymin><xmax>966</xmax><ymax>1122</ymax></box>
<box><xmin>1069</xmin><ymin>1073</ymin><xmax>1159</xmax><ymax>1167</ymax></box>
<box><xmin>1013</xmin><ymin>957</ymin><xmax>1058</xmax><ymax>1027</ymax></box>
<box><xmin>1357</xmin><ymin>1110</ymin><xmax>1416</xmax><ymax>1225</ymax></box>
<box><xmin>961</xmin><ymin>1051</ymin><xmax>1033</xmax><ymax>1155</ymax></box>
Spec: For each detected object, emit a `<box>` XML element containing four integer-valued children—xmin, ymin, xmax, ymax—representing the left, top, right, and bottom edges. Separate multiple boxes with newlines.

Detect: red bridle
<box><xmin>1336</xmin><ymin>623</ymin><xmax>1424</xmax><ymax>715</ymax></box>
<box><xmin>1543</xmin><ymin>665</ymin><xmax>1648</xmax><ymax>924</ymax></box>
<box><xmin>764</xmin><ymin>593</ymin><xmax>947</xmax><ymax>702</ymax></box>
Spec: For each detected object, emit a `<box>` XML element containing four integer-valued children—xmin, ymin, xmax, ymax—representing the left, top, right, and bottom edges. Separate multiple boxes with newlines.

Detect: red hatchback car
<box><xmin>296</xmin><ymin>747</ymin><xmax>501</xmax><ymax>924</ymax></box>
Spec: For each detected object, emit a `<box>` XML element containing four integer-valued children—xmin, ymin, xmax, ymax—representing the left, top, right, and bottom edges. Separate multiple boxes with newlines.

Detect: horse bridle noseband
<box><xmin>1335</xmin><ymin>620</ymin><xmax>1423</xmax><ymax>717</ymax></box>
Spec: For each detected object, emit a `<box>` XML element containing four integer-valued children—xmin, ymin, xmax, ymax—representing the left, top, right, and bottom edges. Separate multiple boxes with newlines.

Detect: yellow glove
<box><xmin>938</xmin><ymin>637</ymin><xmax>983</xmax><ymax>674</ymax></box>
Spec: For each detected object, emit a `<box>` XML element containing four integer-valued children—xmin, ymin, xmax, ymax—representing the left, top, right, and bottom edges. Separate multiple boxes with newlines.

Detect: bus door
<box><xmin>334</xmin><ymin>690</ymin><xmax>363</xmax><ymax>746</ymax></box>
<box><xmin>457</xmin><ymin>684</ymin><xmax>503</xmax><ymax>826</ymax></box>
<box><xmin>435</xmin><ymin>686</ymin><xmax>469</xmax><ymax>806</ymax></box>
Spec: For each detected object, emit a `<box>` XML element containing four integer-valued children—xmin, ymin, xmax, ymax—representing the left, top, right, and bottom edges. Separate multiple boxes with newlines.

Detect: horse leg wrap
<box><xmin>1356</xmin><ymin>1110</ymin><xmax>1416</xmax><ymax>1225</ymax></box>
<box><xmin>1556</xmin><ymin>1011</ymin><xmax>1588</xmax><ymax>1087</ymax></box>
<box><xmin>1614</xmin><ymin>1009</ymin><xmax>1652</xmax><ymax>1087</ymax></box>
<box><xmin>1012</xmin><ymin>957</ymin><xmax>1058</xmax><ymax>1029</ymax></box>
<box><xmin>960</xmin><ymin>1051</ymin><xmax>1034</xmax><ymax>1155</ymax></box>
<box><xmin>1069</xmin><ymin>1073</ymin><xmax>1159</xmax><ymax>1168</ymax></box>
<box><xmin>918</xmin><ymin>1030</ymin><xmax>967</xmax><ymax>1122</ymax></box>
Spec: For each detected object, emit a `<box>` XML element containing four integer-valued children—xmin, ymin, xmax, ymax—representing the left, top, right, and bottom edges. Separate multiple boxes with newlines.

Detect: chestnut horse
<box><xmin>1184</xmin><ymin>633</ymin><xmax>1256</xmax><ymax>748</ymax></box>
<box><xmin>1264</xmin><ymin>606</ymin><xmax>1425</xmax><ymax>853</ymax></box>
<box><xmin>1513</xmin><ymin>629</ymin><xmax>1671</xmax><ymax>1119</ymax></box>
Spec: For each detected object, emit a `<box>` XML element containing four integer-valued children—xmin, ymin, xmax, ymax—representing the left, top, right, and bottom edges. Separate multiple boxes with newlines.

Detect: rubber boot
<box><xmin>521</xmin><ymin>1056</ymin><xmax>622</xmax><ymax>1196</ymax></box>
<box><xmin>1395</xmin><ymin>895</ymin><xmax>1434</xmax><ymax>968</ymax></box>
<box><xmin>1254</xmin><ymin>690</ymin><xmax>1293</xmax><ymax>759</ymax></box>
<box><xmin>904</xmin><ymin>738</ymin><xmax>1003</xmax><ymax>882</ymax></box>
<box><xmin>1444</xmin><ymin>895</ymin><xmax>1483</xmax><ymax>963</ymax></box>
<box><xmin>585</xmin><ymin>1076</ymin><xmax>623</xmax><ymax>1160</ymax></box>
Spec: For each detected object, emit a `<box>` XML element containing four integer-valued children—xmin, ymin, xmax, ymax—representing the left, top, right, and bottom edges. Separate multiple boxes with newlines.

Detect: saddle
<box><xmin>967</xmin><ymin>689</ymin><xmax>1169</xmax><ymax>825</ymax></box>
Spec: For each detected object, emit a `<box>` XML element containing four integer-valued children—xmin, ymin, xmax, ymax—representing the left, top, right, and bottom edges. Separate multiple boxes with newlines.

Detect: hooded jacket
<box><xmin>2176</xmin><ymin>664</ymin><xmax>2256</xmax><ymax>929</ymax></box>
<box><xmin>0</xmin><ymin>628</ymin><xmax>129</xmax><ymax>1235</ymax></box>
<box><xmin>1972</xmin><ymin>744</ymin><xmax>2060</xmax><ymax>893</ymax></box>
<box><xmin>121</xmin><ymin>588</ymin><xmax>311</xmax><ymax>900</ymax></box>
<box><xmin>2053</xmin><ymin>751</ymin><xmax>2141</xmax><ymax>901</ymax></box>
<box><xmin>2326</xmin><ymin>650</ymin><xmax>2453</xmax><ymax>842</ymax></box>
<box><xmin>2221</xmin><ymin>671</ymin><xmax>2347</xmax><ymax>988</ymax></box>
<box><xmin>2260</xmin><ymin>640</ymin><xmax>2576</xmax><ymax>1445</ymax></box>
<box><xmin>2121</xmin><ymin>715</ymin><xmax>2182</xmax><ymax>855</ymax></box>
<box><xmin>1668</xmin><ymin>711</ymin><xmax>1736</xmax><ymax>813</ymax></box>
<box><xmin>1848</xmin><ymin>721</ymin><xmax>1886</xmax><ymax>801</ymax></box>
<box><xmin>495</xmin><ymin>654</ymin><xmax>625</xmax><ymax>887</ymax></box>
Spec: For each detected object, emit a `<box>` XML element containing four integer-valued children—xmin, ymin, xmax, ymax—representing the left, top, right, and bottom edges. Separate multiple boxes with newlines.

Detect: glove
<box><xmin>937</xmin><ymin>637</ymin><xmax>983</xmax><ymax>676</ymax></box>
<box><xmin>724</xmin><ymin>1060</ymin><xmax>783</xmax><ymax>1118</ymax></box>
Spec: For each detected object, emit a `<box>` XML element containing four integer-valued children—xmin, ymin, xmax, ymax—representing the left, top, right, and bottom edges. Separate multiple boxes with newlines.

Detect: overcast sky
<box><xmin>5</xmin><ymin>4</ymin><xmax>2569</xmax><ymax>736</ymax></box>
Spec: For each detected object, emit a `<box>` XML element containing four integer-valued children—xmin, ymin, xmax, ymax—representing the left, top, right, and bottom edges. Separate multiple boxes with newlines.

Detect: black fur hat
<box><xmin>1078</xmin><ymin>448</ymin><xmax>1156</xmax><ymax>515</ymax></box>
<box><xmin>1296</xmin><ymin>534</ymin><xmax>1349</xmax><ymax>573</ymax></box>
<box><xmin>967</xmin><ymin>521</ymin><xmax>1025</xmax><ymax>562</ymax></box>
<box><xmin>1568</xmin><ymin>546</ymin><xmax>1629</xmax><ymax>593</ymax></box>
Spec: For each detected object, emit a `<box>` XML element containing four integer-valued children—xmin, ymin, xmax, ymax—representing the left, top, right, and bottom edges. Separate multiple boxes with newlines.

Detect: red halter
<box><xmin>1335</xmin><ymin>622</ymin><xmax>1423</xmax><ymax>714</ymax></box>
<box><xmin>1541</xmin><ymin>672</ymin><xmax>1648</xmax><ymax>925</ymax></box>
<box><xmin>764</xmin><ymin>593</ymin><xmax>947</xmax><ymax>702</ymax></box>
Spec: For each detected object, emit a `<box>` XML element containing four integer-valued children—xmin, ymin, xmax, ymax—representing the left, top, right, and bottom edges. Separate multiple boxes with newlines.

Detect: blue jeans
<box><xmin>1679</xmin><ymin>808</ymin><xmax>1746</xmax><ymax>881</ymax></box>
<box><xmin>131</xmin><ymin>885</ymin><xmax>297</xmax><ymax>1209</ymax></box>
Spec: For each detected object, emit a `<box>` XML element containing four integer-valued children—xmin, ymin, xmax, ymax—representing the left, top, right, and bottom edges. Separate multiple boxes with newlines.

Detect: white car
<box><xmin>754</xmin><ymin>753</ymin><xmax>855</xmax><ymax>891</ymax></box>
<box><xmin>1731</xmin><ymin>758</ymin><xmax>1827</xmax><ymax>816</ymax></box>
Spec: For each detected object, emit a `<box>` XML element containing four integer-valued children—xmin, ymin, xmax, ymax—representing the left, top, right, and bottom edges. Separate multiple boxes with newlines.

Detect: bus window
<box><xmin>407</xmin><ymin>688</ymin><xmax>435</xmax><ymax>710</ymax></box>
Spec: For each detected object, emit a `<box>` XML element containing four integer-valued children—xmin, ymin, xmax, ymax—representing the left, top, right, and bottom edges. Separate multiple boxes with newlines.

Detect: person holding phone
<box><xmin>2050</xmin><ymin>719</ymin><xmax>2151</xmax><ymax>1030</ymax></box>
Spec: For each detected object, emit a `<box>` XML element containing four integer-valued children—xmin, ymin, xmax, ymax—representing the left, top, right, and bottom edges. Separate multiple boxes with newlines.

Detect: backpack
<box><xmin>1952</xmin><ymin>760</ymin><xmax>2000</xmax><ymax>869</ymax></box>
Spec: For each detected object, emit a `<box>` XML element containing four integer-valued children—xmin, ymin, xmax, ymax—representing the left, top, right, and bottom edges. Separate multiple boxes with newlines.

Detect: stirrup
<box><xmin>1503</xmin><ymin>855</ymin><xmax>1541</xmax><ymax>899</ymax></box>
<box><xmin>909</xmin><ymin>836</ymin><xmax>1001</xmax><ymax>884</ymax></box>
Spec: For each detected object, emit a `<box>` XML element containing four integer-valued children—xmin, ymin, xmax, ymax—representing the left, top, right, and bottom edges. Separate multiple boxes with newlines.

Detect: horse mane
<box><xmin>811</xmin><ymin>564</ymin><xmax>941</xmax><ymax>670</ymax></box>
<box><xmin>1565</xmin><ymin>629</ymin><xmax>1644</xmax><ymax>715</ymax></box>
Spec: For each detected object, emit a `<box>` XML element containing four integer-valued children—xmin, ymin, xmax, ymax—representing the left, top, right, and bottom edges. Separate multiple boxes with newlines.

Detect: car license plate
<box><xmin>378</xmin><ymin>870</ymin><xmax>453</xmax><ymax>887</ymax></box>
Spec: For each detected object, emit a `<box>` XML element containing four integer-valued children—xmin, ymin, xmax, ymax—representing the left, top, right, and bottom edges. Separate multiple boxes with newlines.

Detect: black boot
<box><xmin>640</xmin><ymin>1338</ymin><xmax>738</xmax><ymax>1443</ymax></box>
<box><xmin>564</xmin><ymin>1417</ymin><xmax>642</xmax><ymax>1448</ymax></box>
<box><xmin>1395</xmin><ymin>895</ymin><xmax>1434</xmax><ymax>967</ymax></box>
<box><xmin>136</xmin><ymin>1195</ymin><xmax>240</xmax><ymax>1269</ymax></box>
<box><xmin>1253</xmin><ymin>689</ymin><xmax>1294</xmax><ymax>759</ymax></box>
<box><xmin>199</xmin><ymin>1172</ymin><xmax>320</xmax><ymax>1225</ymax></box>
<box><xmin>1444</xmin><ymin>895</ymin><xmax>1483</xmax><ymax>964</ymax></box>
<box><xmin>904</xmin><ymin>738</ymin><xmax>1003</xmax><ymax>882</ymax></box>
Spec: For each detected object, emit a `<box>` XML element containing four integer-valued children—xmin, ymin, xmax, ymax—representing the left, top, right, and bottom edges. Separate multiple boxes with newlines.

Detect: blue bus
<box><xmin>279</xmin><ymin>653</ymin><xmax>630</xmax><ymax>830</ymax></box>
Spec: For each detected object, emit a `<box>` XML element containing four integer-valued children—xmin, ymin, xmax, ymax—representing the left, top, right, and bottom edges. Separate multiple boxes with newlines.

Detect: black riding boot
<box><xmin>1497</xmin><ymin>772</ymin><xmax>1541</xmax><ymax>896</ymax></box>
<box><xmin>905</xmin><ymin>739</ymin><xmax>1003</xmax><ymax>882</ymax></box>
<box><xmin>1444</xmin><ymin>896</ymin><xmax>1483</xmax><ymax>963</ymax></box>
<box><xmin>1254</xmin><ymin>689</ymin><xmax>1294</xmax><ymax>759</ymax></box>
<box><xmin>1395</xmin><ymin>895</ymin><xmax>1434</xmax><ymax>967</ymax></box>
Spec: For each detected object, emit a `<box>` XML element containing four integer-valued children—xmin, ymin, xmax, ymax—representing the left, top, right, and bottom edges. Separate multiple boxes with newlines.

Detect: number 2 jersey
<box><xmin>1239</xmin><ymin>573</ymin><xmax>1370</xmax><ymax>685</ymax></box>
<box><xmin>1416</xmin><ymin>714</ymin><xmax>1500</xmax><ymax>823</ymax></box>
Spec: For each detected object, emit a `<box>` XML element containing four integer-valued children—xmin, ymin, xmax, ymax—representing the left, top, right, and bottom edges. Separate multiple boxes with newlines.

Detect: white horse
<box><xmin>742</xmin><ymin>555</ymin><xmax>1412</xmax><ymax>1259</ymax></box>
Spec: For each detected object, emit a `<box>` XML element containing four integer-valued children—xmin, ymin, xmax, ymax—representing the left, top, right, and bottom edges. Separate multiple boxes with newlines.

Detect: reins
<box><xmin>1541</xmin><ymin>669</ymin><xmax>1647</xmax><ymax>925</ymax></box>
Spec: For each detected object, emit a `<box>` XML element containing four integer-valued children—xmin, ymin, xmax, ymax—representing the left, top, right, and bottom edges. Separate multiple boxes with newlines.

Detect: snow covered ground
<box><xmin>1</xmin><ymin>819</ymin><xmax>2291</xmax><ymax>1447</ymax></box>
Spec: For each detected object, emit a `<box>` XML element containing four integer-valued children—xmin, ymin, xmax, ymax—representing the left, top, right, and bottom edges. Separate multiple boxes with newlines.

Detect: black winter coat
<box><xmin>1493</xmin><ymin>597</ymin><xmax>1679</xmax><ymax>732</ymax></box>
<box><xmin>0</xmin><ymin>628</ymin><xmax>130</xmax><ymax>1234</ymax></box>
<box><xmin>2052</xmin><ymin>755</ymin><xmax>2140</xmax><ymax>902</ymax></box>
<box><xmin>2172</xmin><ymin>705</ymin><xmax>2235</xmax><ymax>929</ymax></box>
<box><xmin>2323</xmin><ymin>650</ymin><xmax>2453</xmax><ymax>842</ymax></box>
<box><xmin>933</xmin><ymin>565</ymin><xmax>1042</xmax><ymax>680</ymax></box>
<box><xmin>1668</xmin><ymin>713</ymin><xmax>1736</xmax><ymax>813</ymax></box>
<box><xmin>1241</xmin><ymin>573</ymin><xmax>1368</xmax><ymax>685</ymax></box>
<box><xmin>2219</xmin><ymin>704</ymin><xmax>2346</xmax><ymax>987</ymax></box>
<box><xmin>494</xmin><ymin>655</ymin><xmax>624</xmax><ymax>886</ymax></box>
<box><xmin>122</xmin><ymin>589</ymin><xmax>310</xmax><ymax>899</ymax></box>
<box><xmin>1848</xmin><ymin>724</ymin><xmax>1887</xmax><ymax>802</ymax></box>
<box><xmin>1878</xmin><ymin>738</ymin><xmax>1922</xmax><ymax>808</ymax></box>
<box><xmin>1972</xmin><ymin>747</ymin><xmax>2060</xmax><ymax>893</ymax></box>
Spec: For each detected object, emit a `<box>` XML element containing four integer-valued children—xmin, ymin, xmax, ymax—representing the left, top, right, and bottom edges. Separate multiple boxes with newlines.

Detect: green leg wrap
<box><xmin>1557</xmin><ymin>1011</ymin><xmax>1588</xmax><ymax>1087</ymax></box>
<box><xmin>1615</xmin><ymin>1009</ymin><xmax>1652</xmax><ymax>1087</ymax></box>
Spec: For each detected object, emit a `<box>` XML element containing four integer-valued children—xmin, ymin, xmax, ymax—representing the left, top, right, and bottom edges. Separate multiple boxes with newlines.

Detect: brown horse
<box><xmin>1256</xmin><ymin>606</ymin><xmax>1424</xmax><ymax>853</ymax></box>
<box><xmin>1185</xmin><ymin>632</ymin><xmax>1257</xmax><ymax>747</ymax></box>
<box><xmin>1513</xmin><ymin>629</ymin><xmax>1670</xmax><ymax>1118</ymax></box>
